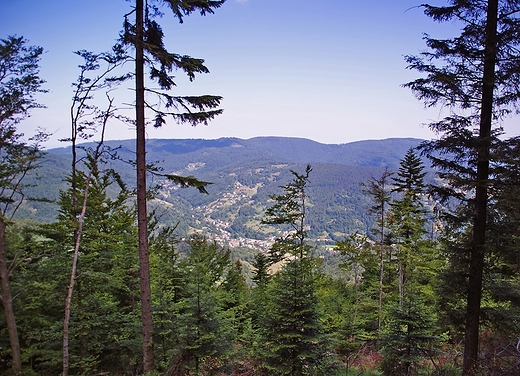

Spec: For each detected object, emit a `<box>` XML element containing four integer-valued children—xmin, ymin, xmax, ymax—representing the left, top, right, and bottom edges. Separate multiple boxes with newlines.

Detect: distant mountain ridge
<box><xmin>23</xmin><ymin>137</ymin><xmax>427</xmax><ymax>243</ymax></box>
<box><xmin>48</xmin><ymin>136</ymin><xmax>425</xmax><ymax>168</ymax></box>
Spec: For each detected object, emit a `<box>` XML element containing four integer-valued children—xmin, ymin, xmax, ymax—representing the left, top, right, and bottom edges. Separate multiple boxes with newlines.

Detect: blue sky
<box><xmin>2</xmin><ymin>0</ymin><xmax>462</xmax><ymax>148</ymax></box>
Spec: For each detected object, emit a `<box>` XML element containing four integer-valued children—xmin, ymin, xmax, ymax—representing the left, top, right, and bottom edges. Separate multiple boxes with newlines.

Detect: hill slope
<box><xmin>21</xmin><ymin>137</ymin><xmax>426</xmax><ymax>243</ymax></box>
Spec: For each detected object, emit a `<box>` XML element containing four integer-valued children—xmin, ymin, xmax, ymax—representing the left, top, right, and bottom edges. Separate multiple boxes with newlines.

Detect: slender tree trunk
<box><xmin>377</xmin><ymin>202</ymin><xmax>386</xmax><ymax>345</ymax></box>
<box><xmin>377</xmin><ymin>247</ymin><xmax>384</xmax><ymax>345</ymax></box>
<box><xmin>398</xmin><ymin>258</ymin><xmax>406</xmax><ymax>307</ymax></box>
<box><xmin>62</xmin><ymin>168</ymin><xmax>93</xmax><ymax>376</ymax></box>
<box><xmin>135</xmin><ymin>0</ymin><xmax>155</xmax><ymax>371</ymax></box>
<box><xmin>62</xmin><ymin>232</ymin><xmax>79</xmax><ymax>376</ymax></box>
<box><xmin>462</xmin><ymin>0</ymin><xmax>498</xmax><ymax>374</ymax></box>
<box><xmin>0</xmin><ymin>217</ymin><xmax>23</xmax><ymax>375</ymax></box>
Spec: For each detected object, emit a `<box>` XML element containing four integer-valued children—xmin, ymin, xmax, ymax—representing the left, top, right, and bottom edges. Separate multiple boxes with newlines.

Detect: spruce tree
<box><xmin>478</xmin><ymin>137</ymin><xmax>520</xmax><ymax>368</ymax></box>
<box><xmin>259</xmin><ymin>166</ymin><xmax>332</xmax><ymax>375</ymax></box>
<box><xmin>404</xmin><ymin>1</ymin><xmax>520</xmax><ymax>372</ymax></box>
<box><xmin>28</xmin><ymin>167</ymin><xmax>141</xmax><ymax>375</ymax></box>
<box><xmin>361</xmin><ymin>167</ymin><xmax>393</xmax><ymax>343</ymax></box>
<box><xmin>122</xmin><ymin>1</ymin><xmax>225</xmax><ymax>370</ymax></box>
<box><xmin>168</xmin><ymin>236</ymin><xmax>234</xmax><ymax>375</ymax></box>
<box><xmin>335</xmin><ymin>234</ymin><xmax>380</xmax><ymax>341</ymax></box>
<box><xmin>251</xmin><ymin>251</ymin><xmax>271</xmax><ymax>288</ymax></box>
<box><xmin>389</xmin><ymin>148</ymin><xmax>428</xmax><ymax>305</ymax></box>
<box><xmin>262</xmin><ymin>258</ymin><xmax>323</xmax><ymax>376</ymax></box>
<box><xmin>380</xmin><ymin>298</ymin><xmax>440</xmax><ymax>376</ymax></box>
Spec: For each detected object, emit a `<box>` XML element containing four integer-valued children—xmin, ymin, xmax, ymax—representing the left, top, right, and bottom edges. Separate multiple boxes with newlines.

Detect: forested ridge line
<box><xmin>20</xmin><ymin>137</ymin><xmax>428</xmax><ymax>242</ymax></box>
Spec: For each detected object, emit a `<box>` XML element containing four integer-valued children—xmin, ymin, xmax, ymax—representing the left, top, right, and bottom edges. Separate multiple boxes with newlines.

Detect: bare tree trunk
<box><xmin>62</xmin><ymin>195</ymin><xmax>88</xmax><ymax>376</ymax></box>
<box><xmin>135</xmin><ymin>0</ymin><xmax>155</xmax><ymax>371</ymax></box>
<box><xmin>62</xmin><ymin>164</ymin><xmax>97</xmax><ymax>376</ymax></box>
<box><xmin>0</xmin><ymin>216</ymin><xmax>23</xmax><ymax>375</ymax></box>
<box><xmin>62</xmin><ymin>85</ymin><xmax>115</xmax><ymax>375</ymax></box>
<box><xmin>462</xmin><ymin>0</ymin><xmax>498</xmax><ymax>374</ymax></box>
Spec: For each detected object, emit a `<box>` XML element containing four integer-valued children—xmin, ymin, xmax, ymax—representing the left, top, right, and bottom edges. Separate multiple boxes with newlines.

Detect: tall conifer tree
<box><xmin>122</xmin><ymin>1</ymin><xmax>225</xmax><ymax>371</ymax></box>
<box><xmin>361</xmin><ymin>167</ymin><xmax>393</xmax><ymax>343</ymax></box>
<box><xmin>404</xmin><ymin>1</ymin><xmax>520</xmax><ymax>373</ymax></box>
<box><xmin>259</xmin><ymin>166</ymin><xmax>332</xmax><ymax>375</ymax></box>
<box><xmin>0</xmin><ymin>35</ymin><xmax>46</xmax><ymax>375</ymax></box>
<box><xmin>389</xmin><ymin>148</ymin><xmax>427</xmax><ymax>304</ymax></box>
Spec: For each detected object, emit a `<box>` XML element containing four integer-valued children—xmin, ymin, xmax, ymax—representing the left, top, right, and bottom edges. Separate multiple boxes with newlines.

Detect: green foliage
<box><xmin>14</xmin><ymin>168</ymin><xmax>142</xmax><ymax>375</ymax></box>
<box><xmin>388</xmin><ymin>148</ymin><xmax>432</xmax><ymax>305</ymax></box>
<box><xmin>0</xmin><ymin>35</ymin><xmax>46</xmax><ymax>126</ymax></box>
<box><xmin>22</xmin><ymin>137</ymin><xmax>423</xmax><ymax>239</ymax></box>
<box><xmin>259</xmin><ymin>258</ymin><xmax>332</xmax><ymax>376</ymax></box>
<box><xmin>435</xmin><ymin>137</ymin><xmax>520</xmax><ymax>338</ymax></box>
<box><xmin>334</xmin><ymin>235</ymin><xmax>381</xmax><ymax>341</ymax></box>
<box><xmin>262</xmin><ymin>165</ymin><xmax>313</xmax><ymax>262</ymax></box>
<box><xmin>337</xmin><ymin>150</ymin><xmax>444</xmax><ymax>373</ymax></box>
<box><xmin>254</xmin><ymin>165</ymin><xmax>336</xmax><ymax>375</ymax></box>
<box><xmin>434</xmin><ymin>137</ymin><xmax>520</xmax><ymax>346</ymax></box>
<box><xmin>152</xmin><ymin>234</ymin><xmax>238</xmax><ymax>374</ymax></box>
<box><xmin>317</xmin><ymin>275</ymin><xmax>368</xmax><ymax>374</ymax></box>
<box><xmin>0</xmin><ymin>35</ymin><xmax>48</xmax><ymax>218</ymax></box>
<box><xmin>0</xmin><ymin>221</ymin><xmax>64</xmax><ymax>373</ymax></box>
<box><xmin>380</xmin><ymin>299</ymin><xmax>441</xmax><ymax>376</ymax></box>
<box><xmin>122</xmin><ymin>0</ymin><xmax>224</xmax><ymax>128</ymax></box>
<box><xmin>361</xmin><ymin>167</ymin><xmax>393</xmax><ymax>245</ymax></box>
<box><xmin>0</xmin><ymin>34</ymin><xmax>49</xmax><ymax>375</ymax></box>
<box><xmin>389</xmin><ymin>148</ymin><xmax>427</xmax><ymax>244</ymax></box>
<box><xmin>10</xmin><ymin>133</ymin><xmax>520</xmax><ymax>375</ymax></box>
<box><xmin>406</xmin><ymin>3</ymin><xmax>520</xmax><ymax>370</ymax></box>
<box><xmin>251</xmin><ymin>251</ymin><xmax>271</xmax><ymax>287</ymax></box>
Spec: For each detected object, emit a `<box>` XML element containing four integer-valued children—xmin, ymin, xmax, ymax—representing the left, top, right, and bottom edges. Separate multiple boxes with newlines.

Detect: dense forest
<box><xmin>18</xmin><ymin>137</ymin><xmax>428</xmax><ymax>242</ymax></box>
<box><xmin>2</xmin><ymin>0</ymin><xmax>520</xmax><ymax>375</ymax></box>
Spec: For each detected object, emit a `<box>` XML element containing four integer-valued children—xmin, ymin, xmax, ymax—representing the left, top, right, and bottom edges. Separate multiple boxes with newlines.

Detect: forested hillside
<box><xmin>21</xmin><ymin>137</ymin><xmax>426</xmax><ymax>243</ymax></box>
<box><xmin>3</xmin><ymin>0</ymin><xmax>520</xmax><ymax>374</ymax></box>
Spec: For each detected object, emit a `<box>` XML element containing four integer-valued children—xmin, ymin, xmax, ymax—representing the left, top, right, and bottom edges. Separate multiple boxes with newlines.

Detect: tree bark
<box><xmin>462</xmin><ymin>0</ymin><xmax>498</xmax><ymax>374</ymax></box>
<box><xmin>62</xmin><ymin>169</ymin><xmax>93</xmax><ymax>376</ymax></box>
<box><xmin>135</xmin><ymin>0</ymin><xmax>155</xmax><ymax>371</ymax></box>
<box><xmin>398</xmin><ymin>259</ymin><xmax>405</xmax><ymax>307</ymax></box>
<box><xmin>0</xmin><ymin>216</ymin><xmax>23</xmax><ymax>375</ymax></box>
<box><xmin>377</xmin><ymin>246</ymin><xmax>384</xmax><ymax>346</ymax></box>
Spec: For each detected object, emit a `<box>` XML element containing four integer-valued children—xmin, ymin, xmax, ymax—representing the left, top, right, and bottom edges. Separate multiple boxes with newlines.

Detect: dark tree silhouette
<box><xmin>404</xmin><ymin>1</ymin><xmax>520</xmax><ymax>373</ymax></box>
<box><xmin>122</xmin><ymin>0</ymin><xmax>225</xmax><ymax>371</ymax></box>
<box><xmin>0</xmin><ymin>35</ymin><xmax>46</xmax><ymax>375</ymax></box>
